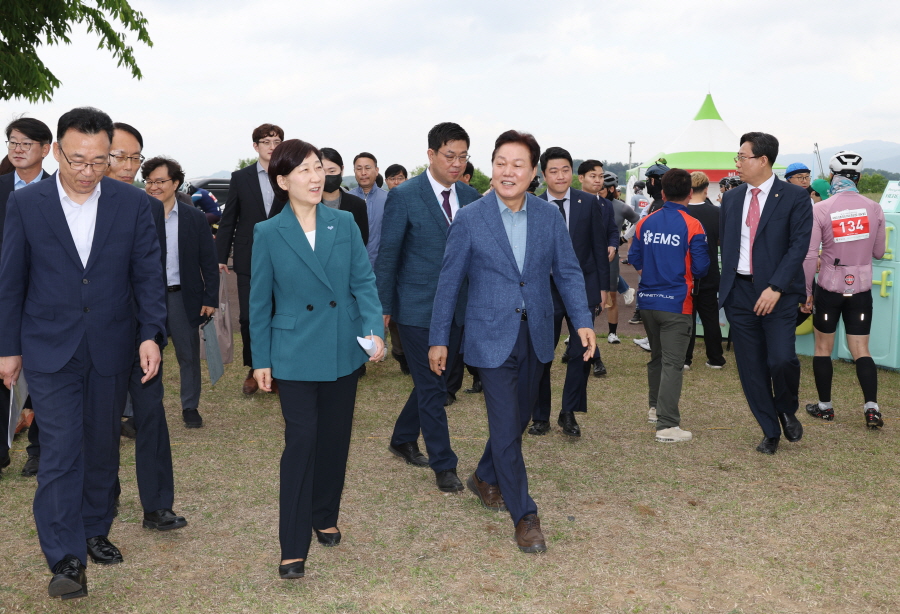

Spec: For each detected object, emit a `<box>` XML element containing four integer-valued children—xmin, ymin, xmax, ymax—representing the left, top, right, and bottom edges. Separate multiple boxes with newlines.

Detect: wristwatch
<box><xmin>768</xmin><ymin>284</ymin><xmax>784</xmax><ymax>294</ymax></box>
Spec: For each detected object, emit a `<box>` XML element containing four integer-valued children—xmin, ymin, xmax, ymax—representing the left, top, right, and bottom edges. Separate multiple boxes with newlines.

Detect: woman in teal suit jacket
<box><xmin>249</xmin><ymin>140</ymin><xmax>384</xmax><ymax>579</ymax></box>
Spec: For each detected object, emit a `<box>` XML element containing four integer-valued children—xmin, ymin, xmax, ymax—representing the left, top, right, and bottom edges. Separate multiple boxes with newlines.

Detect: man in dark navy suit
<box><xmin>0</xmin><ymin>117</ymin><xmax>53</xmax><ymax>479</ymax></box>
<box><xmin>719</xmin><ymin>132</ymin><xmax>812</xmax><ymax>455</ymax></box>
<box><xmin>375</xmin><ymin>122</ymin><xmax>481</xmax><ymax>493</ymax></box>
<box><xmin>529</xmin><ymin>147</ymin><xmax>616</xmax><ymax>437</ymax></box>
<box><xmin>0</xmin><ymin>107</ymin><xmax>166</xmax><ymax>599</ymax></box>
<box><xmin>215</xmin><ymin>124</ymin><xmax>286</xmax><ymax>395</ymax></box>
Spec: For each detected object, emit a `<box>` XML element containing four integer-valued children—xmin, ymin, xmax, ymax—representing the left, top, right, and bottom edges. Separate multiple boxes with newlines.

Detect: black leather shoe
<box><xmin>86</xmin><ymin>535</ymin><xmax>123</xmax><ymax>565</ymax></box>
<box><xmin>756</xmin><ymin>436</ymin><xmax>780</xmax><ymax>455</ymax></box>
<box><xmin>182</xmin><ymin>408</ymin><xmax>203</xmax><ymax>428</ymax></box>
<box><xmin>435</xmin><ymin>468</ymin><xmax>464</xmax><ymax>492</ymax></box>
<box><xmin>120</xmin><ymin>416</ymin><xmax>137</xmax><ymax>439</ymax></box>
<box><xmin>21</xmin><ymin>454</ymin><xmax>39</xmax><ymax>477</ymax></box>
<box><xmin>464</xmin><ymin>379</ymin><xmax>483</xmax><ymax>394</ymax></box>
<box><xmin>444</xmin><ymin>392</ymin><xmax>456</xmax><ymax>407</ymax></box>
<box><xmin>143</xmin><ymin>508</ymin><xmax>187</xmax><ymax>531</ymax></box>
<box><xmin>48</xmin><ymin>555</ymin><xmax>87</xmax><ymax>600</ymax></box>
<box><xmin>388</xmin><ymin>442</ymin><xmax>429</xmax><ymax>467</ymax></box>
<box><xmin>592</xmin><ymin>360</ymin><xmax>607</xmax><ymax>377</ymax></box>
<box><xmin>527</xmin><ymin>420</ymin><xmax>551</xmax><ymax>436</ymax></box>
<box><xmin>279</xmin><ymin>560</ymin><xmax>305</xmax><ymax>579</ymax></box>
<box><xmin>778</xmin><ymin>412</ymin><xmax>803</xmax><ymax>442</ymax></box>
<box><xmin>558</xmin><ymin>412</ymin><xmax>581</xmax><ymax>437</ymax></box>
<box><xmin>394</xmin><ymin>353</ymin><xmax>410</xmax><ymax>376</ymax></box>
<box><xmin>314</xmin><ymin>527</ymin><xmax>341</xmax><ymax>546</ymax></box>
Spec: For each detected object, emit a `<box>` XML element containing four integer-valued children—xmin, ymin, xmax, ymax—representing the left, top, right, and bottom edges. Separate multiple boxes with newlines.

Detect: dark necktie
<box><xmin>553</xmin><ymin>199</ymin><xmax>566</xmax><ymax>223</ymax></box>
<box><xmin>441</xmin><ymin>190</ymin><xmax>452</xmax><ymax>224</ymax></box>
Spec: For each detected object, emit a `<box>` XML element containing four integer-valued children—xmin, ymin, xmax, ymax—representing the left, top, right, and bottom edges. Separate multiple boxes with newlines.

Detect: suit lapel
<box><xmin>36</xmin><ymin>174</ymin><xmax>84</xmax><ymax>271</ymax></box>
<box><xmin>314</xmin><ymin>204</ymin><xmax>339</xmax><ymax>268</ymax></box>
<box><xmin>481</xmin><ymin>192</ymin><xmax>520</xmax><ymax>274</ymax></box>
<box><xmin>521</xmin><ymin>193</ymin><xmax>544</xmax><ymax>277</ymax></box>
<box><xmin>755</xmin><ymin>177</ymin><xmax>783</xmax><ymax>237</ymax></box>
<box><xmin>85</xmin><ymin>178</ymin><xmax>117</xmax><ymax>274</ymax></box>
<box><xmin>275</xmin><ymin>205</ymin><xmax>333</xmax><ymax>291</ymax></box>
<box><xmin>727</xmin><ymin>184</ymin><xmax>748</xmax><ymax>245</ymax></box>
<box><xmin>176</xmin><ymin>202</ymin><xmax>188</xmax><ymax>273</ymax></box>
<box><xmin>246</xmin><ymin>164</ymin><xmax>268</xmax><ymax>220</ymax></box>
<box><xmin>417</xmin><ymin>173</ymin><xmax>448</xmax><ymax>234</ymax></box>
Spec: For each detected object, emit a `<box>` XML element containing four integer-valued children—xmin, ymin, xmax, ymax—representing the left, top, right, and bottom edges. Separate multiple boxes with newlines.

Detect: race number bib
<box><xmin>831</xmin><ymin>208</ymin><xmax>869</xmax><ymax>243</ymax></box>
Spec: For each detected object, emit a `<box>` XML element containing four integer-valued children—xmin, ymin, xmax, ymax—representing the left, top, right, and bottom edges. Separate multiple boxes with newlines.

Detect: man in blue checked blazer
<box><xmin>375</xmin><ymin>122</ymin><xmax>481</xmax><ymax>494</ymax></box>
<box><xmin>429</xmin><ymin>130</ymin><xmax>595</xmax><ymax>554</ymax></box>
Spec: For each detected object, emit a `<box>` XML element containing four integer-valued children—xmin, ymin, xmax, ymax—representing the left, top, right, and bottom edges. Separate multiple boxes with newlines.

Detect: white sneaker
<box><xmin>705</xmin><ymin>361</ymin><xmax>724</xmax><ymax>369</ymax></box>
<box><xmin>655</xmin><ymin>426</ymin><xmax>693</xmax><ymax>443</ymax></box>
<box><xmin>623</xmin><ymin>288</ymin><xmax>636</xmax><ymax>305</ymax></box>
<box><xmin>634</xmin><ymin>337</ymin><xmax>651</xmax><ymax>351</ymax></box>
<box><xmin>607</xmin><ymin>333</ymin><xmax>621</xmax><ymax>344</ymax></box>
<box><xmin>683</xmin><ymin>364</ymin><xmax>690</xmax><ymax>371</ymax></box>
<box><xmin>648</xmin><ymin>407</ymin><xmax>657</xmax><ymax>423</ymax></box>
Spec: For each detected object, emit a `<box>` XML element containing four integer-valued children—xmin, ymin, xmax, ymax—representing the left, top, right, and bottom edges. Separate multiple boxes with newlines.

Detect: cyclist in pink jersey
<box><xmin>801</xmin><ymin>151</ymin><xmax>886</xmax><ymax>428</ymax></box>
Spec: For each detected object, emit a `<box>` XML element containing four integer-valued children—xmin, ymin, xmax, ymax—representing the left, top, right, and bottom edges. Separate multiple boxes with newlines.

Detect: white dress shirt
<box><xmin>426</xmin><ymin>168</ymin><xmax>459</xmax><ymax>223</ymax></box>
<box><xmin>164</xmin><ymin>205</ymin><xmax>181</xmax><ymax>286</ymax></box>
<box><xmin>737</xmin><ymin>172</ymin><xmax>776</xmax><ymax>275</ymax></box>
<box><xmin>257</xmin><ymin>161</ymin><xmax>275</xmax><ymax>216</ymax></box>
<box><xmin>305</xmin><ymin>230</ymin><xmax>316</xmax><ymax>251</ymax></box>
<box><xmin>545</xmin><ymin>188</ymin><xmax>571</xmax><ymax>230</ymax></box>
<box><xmin>56</xmin><ymin>173</ymin><xmax>100</xmax><ymax>268</ymax></box>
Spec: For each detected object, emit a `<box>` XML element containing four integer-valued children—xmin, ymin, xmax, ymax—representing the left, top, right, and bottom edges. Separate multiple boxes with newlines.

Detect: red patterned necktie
<box><xmin>441</xmin><ymin>190</ymin><xmax>452</xmax><ymax>224</ymax></box>
<box><xmin>746</xmin><ymin>187</ymin><xmax>761</xmax><ymax>274</ymax></box>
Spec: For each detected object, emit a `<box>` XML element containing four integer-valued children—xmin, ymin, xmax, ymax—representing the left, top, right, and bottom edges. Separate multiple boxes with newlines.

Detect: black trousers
<box><xmin>685</xmin><ymin>286</ymin><xmax>725</xmax><ymax>366</ymax></box>
<box><xmin>277</xmin><ymin>369</ymin><xmax>360</xmax><ymax>561</ymax></box>
<box><xmin>237</xmin><ymin>272</ymin><xmax>253</xmax><ymax>367</ymax></box>
<box><xmin>534</xmin><ymin>311</ymin><xmax>590</xmax><ymax>421</ymax></box>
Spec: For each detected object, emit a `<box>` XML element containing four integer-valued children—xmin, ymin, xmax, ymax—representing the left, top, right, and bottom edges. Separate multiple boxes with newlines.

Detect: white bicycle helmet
<box><xmin>828</xmin><ymin>150</ymin><xmax>863</xmax><ymax>179</ymax></box>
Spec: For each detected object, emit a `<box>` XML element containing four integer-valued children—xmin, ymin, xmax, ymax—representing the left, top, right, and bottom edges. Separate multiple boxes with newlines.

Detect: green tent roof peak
<box><xmin>694</xmin><ymin>94</ymin><xmax>722</xmax><ymax>121</ymax></box>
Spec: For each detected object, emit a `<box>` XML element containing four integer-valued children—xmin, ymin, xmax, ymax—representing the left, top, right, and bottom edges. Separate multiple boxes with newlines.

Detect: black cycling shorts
<box><xmin>812</xmin><ymin>285</ymin><xmax>873</xmax><ymax>335</ymax></box>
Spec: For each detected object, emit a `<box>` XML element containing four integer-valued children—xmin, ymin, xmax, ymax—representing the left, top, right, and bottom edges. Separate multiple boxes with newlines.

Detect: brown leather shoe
<box><xmin>269</xmin><ymin>379</ymin><xmax>279</xmax><ymax>395</ymax></box>
<box><xmin>242</xmin><ymin>369</ymin><xmax>259</xmax><ymax>395</ymax></box>
<box><xmin>515</xmin><ymin>514</ymin><xmax>547</xmax><ymax>553</ymax></box>
<box><xmin>466</xmin><ymin>472</ymin><xmax>507</xmax><ymax>511</ymax></box>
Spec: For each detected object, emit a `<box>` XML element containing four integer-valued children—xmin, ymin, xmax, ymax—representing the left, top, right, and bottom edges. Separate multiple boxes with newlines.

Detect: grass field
<box><xmin>1</xmin><ymin>335</ymin><xmax>898</xmax><ymax>614</ymax></box>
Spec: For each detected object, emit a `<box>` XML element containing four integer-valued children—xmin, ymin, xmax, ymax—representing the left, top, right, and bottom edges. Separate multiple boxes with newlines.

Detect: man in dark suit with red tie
<box><xmin>215</xmin><ymin>124</ymin><xmax>287</xmax><ymax>395</ymax></box>
<box><xmin>719</xmin><ymin>132</ymin><xmax>812</xmax><ymax>455</ymax></box>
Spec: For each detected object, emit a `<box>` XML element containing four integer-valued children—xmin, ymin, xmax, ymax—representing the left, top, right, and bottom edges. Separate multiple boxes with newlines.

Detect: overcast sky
<box><xmin>3</xmin><ymin>0</ymin><xmax>898</xmax><ymax>178</ymax></box>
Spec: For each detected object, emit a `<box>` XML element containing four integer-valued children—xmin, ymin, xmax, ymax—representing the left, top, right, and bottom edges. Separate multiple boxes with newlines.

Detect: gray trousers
<box><xmin>642</xmin><ymin>309</ymin><xmax>692</xmax><ymax>430</ymax></box>
<box><xmin>167</xmin><ymin>290</ymin><xmax>202</xmax><ymax>410</ymax></box>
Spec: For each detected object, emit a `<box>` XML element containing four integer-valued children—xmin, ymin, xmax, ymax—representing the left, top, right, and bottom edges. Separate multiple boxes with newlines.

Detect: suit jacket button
<box><xmin>307</xmin><ymin>305</ymin><xmax>314</xmax><ymax>311</ymax></box>
<box><xmin>515</xmin><ymin>308</ymin><xmax>521</xmax><ymax>313</ymax></box>
<box><xmin>82</xmin><ymin>279</ymin><xmax>89</xmax><ymax>285</ymax></box>
<box><xmin>520</xmin><ymin>282</ymin><xmax>525</xmax><ymax>286</ymax></box>
<box><xmin>83</xmin><ymin>307</ymin><xmax>90</xmax><ymax>313</ymax></box>
<box><xmin>330</xmin><ymin>301</ymin><xmax>337</xmax><ymax>307</ymax></box>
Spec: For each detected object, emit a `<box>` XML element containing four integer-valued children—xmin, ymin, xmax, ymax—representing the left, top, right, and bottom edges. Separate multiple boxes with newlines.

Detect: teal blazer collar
<box><xmin>275</xmin><ymin>203</ymin><xmax>338</xmax><ymax>292</ymax></box>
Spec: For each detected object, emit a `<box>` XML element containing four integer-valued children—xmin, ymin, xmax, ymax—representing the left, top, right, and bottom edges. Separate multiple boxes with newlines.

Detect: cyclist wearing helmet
<box><xmin>630</xmin><ymin>180</ymin><xmax>649</xmax><ymax>214</ymax></box>
<box><xmin>802</xmin><ymin>151</ymin><xmax>886</xmax><ymax>428</ymax></box>
<box><xmin>593</xmin><ymin>167</ymin><xmax>639</xmax><ymax>344</ymax></box>
<box><xmin>642</xmin><ymin>160</ymin><xmax>670</xmax><ymax>217</ymax></box>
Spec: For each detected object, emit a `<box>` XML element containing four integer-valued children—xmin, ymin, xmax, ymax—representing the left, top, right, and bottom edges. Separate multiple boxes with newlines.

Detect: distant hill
<box><xmin>780</xmin><ymin>140</ymin><xmax>900</xmax><ymax>174</ymax></box>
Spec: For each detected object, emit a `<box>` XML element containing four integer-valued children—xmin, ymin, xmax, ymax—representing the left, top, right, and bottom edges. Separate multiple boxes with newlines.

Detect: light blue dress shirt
<box><xmin>349</xmin><ymin>185</ymin><xmax>387</xmax><ymax>269</ymax></box>
<box><xmin>256</xmin><ymin>161</ymin><xmax>275</xmax><ymax>216</ymax></box>
<box><xmin>498</xmin><ymin>197</ymin><xmax>528</xmax><ymax>273</ymax></box>
<box><xmin>13</xmin><ymin>170</ymin><xmax>43</xmax><ymax>191</ymax></box>
<box><xmin>164</xmin><ymin>205</ymin><xmax>180</xmax><ymax>285</ymax></box>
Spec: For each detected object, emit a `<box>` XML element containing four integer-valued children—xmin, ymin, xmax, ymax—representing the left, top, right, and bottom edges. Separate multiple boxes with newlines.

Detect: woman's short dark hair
<box><xmin>57</xmin><ymin>107</ymin><xmax>114</xmax><ymax>142</ymax></box>
<box><xmin>491</xmin><ymin>130</ymin><xmax>541</xmax><ymax>168</ymax></box>
<box><xmin>384</xmin><ymin>164</ymin><xmax>407</xmax><ymax>179</ymax></box>
<box><xmin>268</xmin><ymin>139</ymin><xmax>322</xmax><ymax>202</ymax></box>
<box><xmin>740</xmin><ymin>132</ymin><xmax>779</xmax><ymax>165</ymax></box>
<box><xmin>660</xmin><ymin>168</ymin><xmax>692</xmax><ymax>202</ymax></box>
<box><xmin>320</xmin><ymin>147</ymin><xmax>343</xmax><ymax>169</ymax></box>
<box><xmin>141</xmin><ymin>156</ymin><xmax>186</xmax><ymax>190</ymax></box>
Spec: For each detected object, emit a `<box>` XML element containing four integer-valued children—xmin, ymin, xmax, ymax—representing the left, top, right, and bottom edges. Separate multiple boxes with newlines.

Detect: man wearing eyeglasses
<box><xmin>375</xmin><ymin>122</ymin><xmax>482</xmax><ymax>493</ymax></box>
<box><xmin>215</xmin><ymin>124</ymin><xmax>287</xmax><ymax>396</ymax></box>
<box><xmin>0</xmin><ymin>107</ymin><xmax>166</xmax><ymax>599</ymax></box>
<box><xmin>784</xmin><ymin>162</ymin><xmax>815</xmax><ymax>204</ymax></box>
<box><xmin>0</xmin><ymin>117</ymin><xmax>54</xmax><ymax>480</ymax></box>
<box><xmin>719</xmin><ymin>132</ymin><xmax>813</xmax><ymax>455</ymax></box>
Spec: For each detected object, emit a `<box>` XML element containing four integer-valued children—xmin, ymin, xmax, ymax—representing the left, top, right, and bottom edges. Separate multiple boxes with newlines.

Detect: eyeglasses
<box><xmin>58</xmin><ymin>147</ymin><xmax>110</xmax><ymax>173</ymax></box>
<box><xmin>110</xmin><ymin>153</ymin><xmax>145</xmax><ymax>165</ymax></box>
<box><xmin>6</xmin><ymin>140</ymin><xmax>41</xmax><ymax>151</ymax></box>
<box><xmin>790</xmin><ymin>174</ymin><xmax>811</xmax><ymax>181</ymax></box>
<box><xmin>256</xmin><ymin>139</ymin><xmax>282</xmax><ymax>147</ymax></box>
<box><xmin>436</xmin><ymin>151</ymin><xmax>471</xmax><ymax>163</ymax></box>
<box><xmin>144</xmin><ymin>179</ymin><xmax>174</xmax><ymax>187</ymax></box>
<box><xmin>734</xmin><ymin>155</ymin><xmax>759</xmax><ymax>163</ymax></box>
